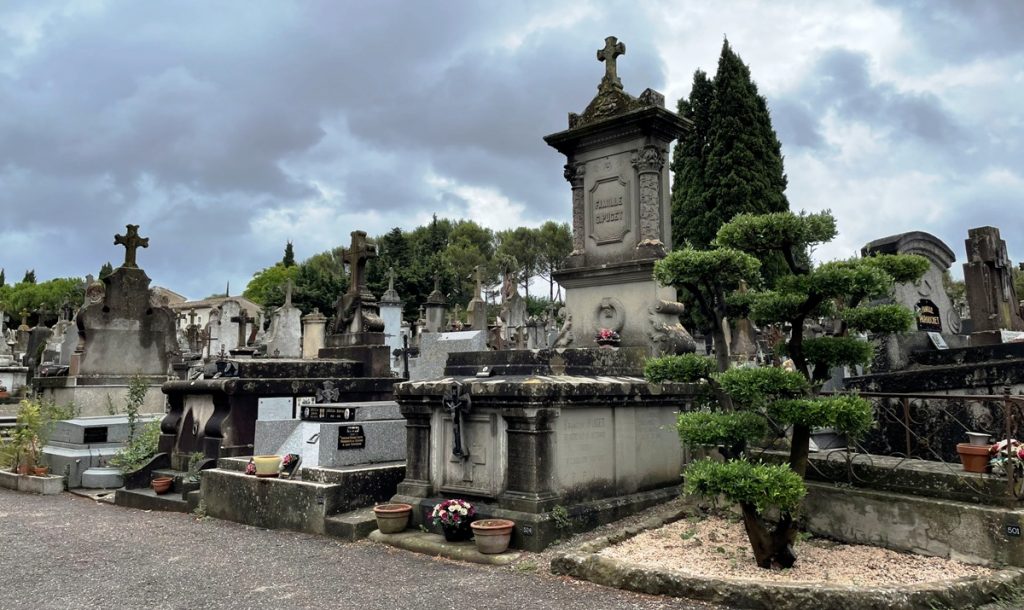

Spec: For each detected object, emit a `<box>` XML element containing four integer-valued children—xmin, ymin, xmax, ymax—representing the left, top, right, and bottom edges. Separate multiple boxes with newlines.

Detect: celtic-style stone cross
<box><xmin>597</xmin><ymin>36</ymin><xmax>625</xmax><ymax>88</ymax></box>
<box><xmin>343</xmin><ymin>231</ymin><xmax>377</xmax><ymax>295</ymax></box>
<box><xmin>114</xmin><ymin>224</ymin><xmax>149</xmax><ymax>269</ymax></box>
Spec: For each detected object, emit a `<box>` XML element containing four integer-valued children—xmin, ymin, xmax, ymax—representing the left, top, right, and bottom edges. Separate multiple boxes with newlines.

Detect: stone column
<box><xmin>564</xmin><ymin>162</ymin><xmax>585</xmax><ymax>255</ymax></box>
<box><xmin>301</xmin><ymin>309</ymin><xmax>327</xmax><ymax>359</ymax></box>
<box><xmin>499</xmin><ymin>408</ymin><xmax>559</xmax><ymax>512</ymax></box>
<box><xmin>631</xmin><ymin>144</ymin><xmax>665</xmax><ymax>251</ymax></box>
<box><xmin>395</xmin><ymin>404</ymin><xmax>433</xmax><ymax>497</ymax></box>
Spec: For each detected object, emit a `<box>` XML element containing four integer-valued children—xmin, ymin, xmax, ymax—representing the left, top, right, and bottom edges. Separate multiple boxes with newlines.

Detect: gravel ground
<box><xmin>0</xmin><ymin>489</ymin><xmax>720</xmax><ymax>610</ymax></box>
<box><xmin>601</xmin><ymin>513</ymin><xmax>995</xmax><ymax>586</ymax></box>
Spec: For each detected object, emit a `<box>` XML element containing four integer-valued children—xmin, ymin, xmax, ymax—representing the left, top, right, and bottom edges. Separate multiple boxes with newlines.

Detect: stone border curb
<box><xmin>550</xmin><ymin>504</ymin><xmax>1024</xmax><ymax>610</ymax></box>
<box><xmin>369</xmin><ymin>529</ymin><xmax>522</xmax><ymax>566</ymax></box>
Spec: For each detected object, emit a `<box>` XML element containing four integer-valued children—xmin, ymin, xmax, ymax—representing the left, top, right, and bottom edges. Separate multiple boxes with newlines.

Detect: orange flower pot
<box><xmin>957</xmin><ymin>443</ymin><xmax>991</xmax><ymax>473</ymax></box>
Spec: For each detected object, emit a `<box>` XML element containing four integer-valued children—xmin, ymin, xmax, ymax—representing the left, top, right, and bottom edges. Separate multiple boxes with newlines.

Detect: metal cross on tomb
<box><xmin>113</xmin><ymin>224</ymin><xmax>149</xmax><ymax>269</ymax></box>
<box><xmin>231</xmin><ymin>308</ymin><xmax>251</xmax><ymax>347</ymax></box>
<box><xmin>597</xmin><ymin>36</ymin><xmax>625</xmax><ymax>88</ymax></box>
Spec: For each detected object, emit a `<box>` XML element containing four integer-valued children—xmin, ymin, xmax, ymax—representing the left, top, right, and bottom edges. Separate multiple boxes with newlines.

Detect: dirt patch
<box><xmin>600</xmin><ymin>513</ymin><xmax>994</xmax><ymax>586</ymax></box>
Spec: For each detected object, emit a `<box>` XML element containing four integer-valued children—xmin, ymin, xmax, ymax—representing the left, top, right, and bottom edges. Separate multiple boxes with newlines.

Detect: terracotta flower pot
<box><xmin>151</xmin><ymin>476</ymin><xmax>173</xmax><ymax>494</ymax></box>
<box><xmin>373</xmin><ymin>503</ymin><xmax>412</xmax><ymax>534</ymax></box>
<box><xmin>15</xmin><ymin>463</ymin><xmax>30</xmax><ymax>475</ymax></box>
<box><xmin>31</xmin><ymin>466</ymin><xmax>49</xmax><ymax>477</ymax></box>
<box><xmin>253</xmin><ymin>455</ymin><xmax>282</xmax><ymax>477</ymax></box>
<box><xmin>957</xmin><ymin>443</ymin><xmax>991</xmax><ymax>473</ymax></box>
<box><xmin>471</xmin><ymin>519</ymin><xmax>515</xmax><ymax>554</ymax></box>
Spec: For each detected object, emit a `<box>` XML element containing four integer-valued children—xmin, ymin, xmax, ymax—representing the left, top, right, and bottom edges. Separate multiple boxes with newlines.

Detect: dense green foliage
<box><xmin>801</xmin><ymin>336</ymin><xmax>875</xmax><ymax>369</ymax></box>
<box><xmin>767</xmin><ymin>395</ymin><xmax>873</xmax><ymax>437</ymax></box>
<box><xmin>715</xmin><ymin>367</ymin><xmax>809</xmax><ymax>408</ymax></box>
<box><xmin>677</xmin><ymin>411</ymin><xmax>768</xmax><ymax>449</ymax></box>
<box><xmin>0</xmin><ymin>276</ymin><xmax>85</xmax><ymax>326</ymax></box>
<box><xmin>644</xmin><ymin>354</ymin><xmax>716</xmax><ymax>384</ymax></box>
<box><xmin>245</xmin><ymin>217</ymin><xmax>571</xmax><ymax>325</ymax></box>
<box><xmin>842</xmin><ymin>304</ymin><xmax>916</xmax><ymax>334</ymax></box>
<box><xmin>110</xmin><ymin>421</ymin><xmax>161</xmax><ymax>474</ymax></box>
<box><xmin>684</xmin><ymin>459</ymin><xmax>805</xmax><ymax>515</ymax></box>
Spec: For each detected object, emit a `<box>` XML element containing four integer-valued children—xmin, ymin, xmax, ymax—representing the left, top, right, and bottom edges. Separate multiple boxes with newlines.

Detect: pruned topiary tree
<box><xmin>648</xmin><ymin>210</ymin><xmax>928</xmax><ymax>568</ymax></box>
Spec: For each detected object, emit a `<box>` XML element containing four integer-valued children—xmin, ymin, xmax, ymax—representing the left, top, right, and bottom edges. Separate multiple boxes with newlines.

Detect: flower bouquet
<box><xmin>989</xmin><ymin>439</ymin><xmax>1024</xmax><ymax>477</ymax></box>
<box><xmin>431</xmin><ymin>498</ymin><xmax>477</xmax><ymax>542</ymax></box>
<box><xmin>594</xmin><ymin>328</ymin><xmax>621</xmax><ymax>347</ymax></box>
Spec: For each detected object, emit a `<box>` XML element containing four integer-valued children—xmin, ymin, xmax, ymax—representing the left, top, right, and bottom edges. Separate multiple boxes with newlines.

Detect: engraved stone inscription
<box><xmin>559</xmin><ymin>411</ymin><xmax>613</xmax><ymax>484</ymax></box>
<box><xmin>589</xmin><ymin>177</ymin><xmax>631</xmax><ymax>244</ymax></box>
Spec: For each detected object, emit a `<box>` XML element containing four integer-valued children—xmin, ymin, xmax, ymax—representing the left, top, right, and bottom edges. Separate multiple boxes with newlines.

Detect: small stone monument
<box><xmin>466</xmin><ymin>265</ymin><xmax>488</xmax><ymax>331</ymax></box>
<box><xmin>378</xmin><ymin>268</ymin><xmax>405</xmax><ymax>373</ymax></box>
<box><xmin>264</xmin><ymin>280</ymin><xmax>302</xmax><ymax>358</ymax></box>
<box><xmin>963</xmin><ymin>226</ymin><xmax>1024</xmax><ymax>344</ymax></box>
<box><xmin>35</xmin><ymin>225</ymin><xmax>176</xmax><ymax>415</ymax></box>
<box><xmin>318</xmin><ymin>231</ymin><xmax>390</xmax><ymax>376</ymax></box>
<box><xmin>423</xmin><ymin>276</ymin><xmax>446</xmax><ymax>333</ymax></box>
<box><xmin>301</xmin><ymin>308</ymin><xmax>327</xmax><ymax>359</ymax></box>
<box><xmin>545</xmin><ymin>36</ymin><xmax>694</xmax><ymax>355</ymax></box>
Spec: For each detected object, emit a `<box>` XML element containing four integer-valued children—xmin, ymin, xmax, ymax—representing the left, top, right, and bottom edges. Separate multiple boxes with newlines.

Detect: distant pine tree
<box><xmin>0</xmin><ymin>268</ymin><xmax>5</xmax><ymax>287</ymax></box>
<box><xmin>672</xmin><ymin>39</ymin><xmax>790</xmax><ymax>284</ymax></box>
<box><xmin>282</xmin><ymin>241</ymin><xmax>296</xmax><ymax>267</ymax></box>
<box><xmin>22</xmin><ymin>269</ymin><xmax>36</xmax><ymax>284</ymax></box>
<box><xmin>99</xmin><ymin>262</ymin><xmax>114</xmax><ymax>279</ymax></box>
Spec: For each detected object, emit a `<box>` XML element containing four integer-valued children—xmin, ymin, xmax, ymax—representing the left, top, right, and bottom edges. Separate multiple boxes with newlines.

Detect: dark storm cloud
<box><xmin>0</xmin><ymin>0</ymin><xmax>664</xmax><ymax>295</ymax></box>
<box><xmin>878</xmin><ymin>0</ymin><xmax>1024</xmax><ymax>61</ymax></box>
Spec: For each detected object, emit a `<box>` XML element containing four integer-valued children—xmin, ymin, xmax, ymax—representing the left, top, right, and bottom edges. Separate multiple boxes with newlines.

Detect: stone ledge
<box><xmin>550</xmin><ymin>506</ymin><xmax>1024</xmax><ymax>610</ymax></box>
<box><xmin>369</xmin><ymin>529</ymin><xmax>521</xmax><ymax>565</ymax></box>
<box><xmin>0</xmin><ymin>470</ymin><xmax>64</xmax><ymax>495</ymax></box>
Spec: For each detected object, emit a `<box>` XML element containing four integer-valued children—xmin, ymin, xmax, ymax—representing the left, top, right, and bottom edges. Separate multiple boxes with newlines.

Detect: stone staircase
<box><xmin>114</xmin><ymin>468</ymin><xmax>201</xmax><ymax>513</ymax></box>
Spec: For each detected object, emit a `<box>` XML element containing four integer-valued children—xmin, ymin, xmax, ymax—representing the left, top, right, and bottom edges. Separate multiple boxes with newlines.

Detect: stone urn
<box><xmin>151</xmin><ymin>476</ymin><xmax>173</xmax><ymax>494</ymax></box>
<box><xmin>253</xmin><ymin>455</ymin><xmax>282</xmax><ymax>478</ymax></box>
<box><xmin>373</xmin><ymin>503</ymin><xmax>412</xmax><ymax>534</ymax></box>
<box><xmin>470</xmin><ymin>519</ymin><xmax>515</xmax><ymax>554</ymax></box>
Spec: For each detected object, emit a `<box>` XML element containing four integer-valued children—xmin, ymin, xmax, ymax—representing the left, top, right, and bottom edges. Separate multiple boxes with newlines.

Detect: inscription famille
<box><xmin>593</xmin><ymin>196</ymin><xmax>624</xmax><ymax>225</ymax></box>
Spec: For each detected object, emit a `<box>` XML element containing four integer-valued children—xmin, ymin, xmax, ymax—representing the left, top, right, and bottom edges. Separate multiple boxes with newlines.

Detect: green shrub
<box><xmin>110</xmin><ymin>420</ymin><xmax>160</xmax><ymax>474</ymax></box>
<box><xmin>645</xmin><ymin>354</ymin><xmax>716</xmax><ymax>383</ymax></box>
<box><xmin>767</xmin><ymin>394</ymin><xmax>873</xmax><ymax>436</ymax></box>
<box><xmin>715</xmin><ymin>367</ymin><xmax>809</xmax><ymax>407</ymax></box>
<box><xmin>677</xmin><ymin>411</ymin><xmax>768</xmax><ymax>448</ymax></box>
<box><xmin>801</xmin><ymin>336</ymin><xmax>874</xmax><ymax>368</ymax></box>
<box><xmin>842</xmin><ymin>304</ymin><xmax>915</xmax><ymax>334</ymax></box>
<box><xmin>684</xmin><ymin>458</ymin><xmax>806</xmax><ymax>514</ymax></box>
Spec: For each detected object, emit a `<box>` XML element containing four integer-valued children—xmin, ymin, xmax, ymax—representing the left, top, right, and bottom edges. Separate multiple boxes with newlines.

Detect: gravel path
<box><xmin>0</xmin><ymin>489</ymin><xmax>720</xmax><ymax>610</ymax></box>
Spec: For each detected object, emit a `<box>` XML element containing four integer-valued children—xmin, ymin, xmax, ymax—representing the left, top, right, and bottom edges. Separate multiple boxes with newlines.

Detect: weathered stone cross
<box><xmin>188</xmin><ymin>308</ymin><xmax>197</xmax><ymax>326</ymax></box>
<box><xmin>114</xmin><ymin>224</ymin><xmax>149</xmax><ymax>269</ymax></box>
<box><xmin>343</xmin><ymin>230</ymin><xmax>377</xmax><ymax>296</ymax></box>
<box><xmin>597</xmin><ymin>36</ymin><xmax>625</xmax><ymax>87</ymax></box>
<box><xmin>231</xmin><ymin>308</ymin><xmax>251</xmax><ymax>348</ymax></box>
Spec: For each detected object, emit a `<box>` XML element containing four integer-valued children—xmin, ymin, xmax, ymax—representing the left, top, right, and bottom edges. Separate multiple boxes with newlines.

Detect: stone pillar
<box><xmin>301</xmin><ymin>309</ymin><xmax>327</xmax><ymax>359</ymax></box>
<box><xmin>564</xmin><ymin>162</ymin><xmax>585</xmax><ymax>256</ymax></box>
<box><xmin>499</xmin><ymin>408</ymin><xmax>559</xmax><ymax>512</ymax></box>
<box><xmin>632</xmin><ymin>144</ymin><xmax>667</xmax><ymax>255</ymax></box>
<box><xmin>395</xmin><ymin>405</ymin><xmax>433</xmax><ymax>497</ymax></box>
<box><xmin>424</xmin><ymin>282</ymin><xmax>446</xmax><ymax>334</ymax></box>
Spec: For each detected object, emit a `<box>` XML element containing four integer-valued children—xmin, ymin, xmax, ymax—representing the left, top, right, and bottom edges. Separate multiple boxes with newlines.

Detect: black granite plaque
<box><xmin>337</xmin><ymin>425</ymin><xmax>365</xmax><ymax>450</ymax></box>
<box><xmin>84</xmin><ymin>427</ymin><xmax>108</xmax><ymax>444</ymax></box>
<box><xmin>301</xmin><ymin>405</ymin><xmax>358</xmax><ymax>422</ymax></box>
<box><xmin>916</xmin><ymin>299</ymin><xmax>942</xmax><ymax>332</ymax></box>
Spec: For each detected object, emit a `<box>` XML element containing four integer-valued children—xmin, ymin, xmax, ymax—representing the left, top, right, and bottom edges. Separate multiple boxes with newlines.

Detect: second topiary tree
<box><xmin>648</xmin><ymin>210</ymin><xmax>929</xmax><ymax>568</ymax></box>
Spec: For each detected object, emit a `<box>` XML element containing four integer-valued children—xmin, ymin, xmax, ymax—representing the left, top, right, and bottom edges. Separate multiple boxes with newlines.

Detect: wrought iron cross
<box><xmin>113</xmin><ymin>224</ymin><xmax>149</xmax><ymax>269</ymax></box>
<box><xmin>597</xmin><ymin>36</ymin><xmax>625</xmax><ymax>86</ymax></box>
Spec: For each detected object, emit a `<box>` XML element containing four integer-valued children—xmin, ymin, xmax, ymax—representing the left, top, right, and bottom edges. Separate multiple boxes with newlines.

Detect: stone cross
<box><xmin>387</xmin><ymin>267</ymin><xmax>396</xmax><ymax>291</ymax></box>
<box><xmin>473</xmin><ymin>265</ymin><xmax>484</xmax><ymax>299</ymax></box>
<box><xmin>343</xmin><ymin>230</ymin><xmax>377</xmax><ymax>296</ymax></box>
<box><xmin>188</xmin><ymin>308</ymin><xmax>197</xmax><ymax>326</ymax></box>
<box><xmin>231</xmin><ymin>308</ymin><xmax>251</xmax><ymax>348</ymax></box>
<box><xmin>19</xmin><ymin>309</ymin><xmax>29</xmax><ymax>329</ymax></box>
<box><xmin>283</xmin><ymin>279</ymin><xmax>293</xmax><ymax>307</ymax></box>
<box><xmin>597</xmin><ymin>36</ymin><xmax>625</xmax><ymax>87</ymax></box>
<box><xmin>113</xmin><ymin>224</ymin><xmax>149</xmax><ymax>269</ymax></box>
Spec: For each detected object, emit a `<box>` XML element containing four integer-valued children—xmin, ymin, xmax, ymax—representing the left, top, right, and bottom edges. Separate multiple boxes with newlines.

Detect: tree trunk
<box><xmin>712</xmin><ymin>314</ymin><xmax>731</xmax><ymax>373</ymax></box>
<box><xmin>739</xmin><ymin>502</ymin><xmax>798</xmax><ymax>569</ymax></box>
<box><xmin>789</xmin><ymin>423</ymin><xmax>812</xmax><ymax>478</ymax></box>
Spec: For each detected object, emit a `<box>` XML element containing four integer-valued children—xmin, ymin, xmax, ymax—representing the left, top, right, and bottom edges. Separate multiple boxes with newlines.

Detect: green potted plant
<box><xmin>12</xmin><ymin>400</ymin><xmax>43</xmax><ymax>475</ymax></box>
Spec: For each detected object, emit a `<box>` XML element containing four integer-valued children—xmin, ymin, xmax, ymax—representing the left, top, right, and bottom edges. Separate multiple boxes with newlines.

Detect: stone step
<box><xmin>114</xmin><ymin>487</ymin><xmax>188</xmax><ymax>513</ymax></box>
<box><xmin>81</xmin><ymin>467</ymin><xmax>123</xmax><ymax>489</ymax></box>
<box><xmin>324</xmin><ymin>507</ymin><xmax>378</xmax><ymax>542</ymax></box>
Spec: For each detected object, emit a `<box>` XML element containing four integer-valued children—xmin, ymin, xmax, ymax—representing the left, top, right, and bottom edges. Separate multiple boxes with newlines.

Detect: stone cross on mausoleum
<box><xmin>344</xmin><ymin>231</ymin><xmax>377</xmax><ymax>298</ymax></box>
<box><xmin>597</xmin><ymin>36</ymin><xmax>625</xmax><ymax>88</ymax></box>
<box><xmin>114</xmin><ymin>224</ymin><xmax>149</xmax><ymax>269</ymax></box>
<box><xmin>231</xmin><ymin>308</ymin><xmax>251</xmax><ymax>348</ymax></box>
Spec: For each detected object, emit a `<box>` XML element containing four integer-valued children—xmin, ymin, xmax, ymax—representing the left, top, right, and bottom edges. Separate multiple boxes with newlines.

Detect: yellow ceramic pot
<box><xmin>253</xmin><ymin>455</ymin><xmax>282</xmax><ymax>477</ymax></box>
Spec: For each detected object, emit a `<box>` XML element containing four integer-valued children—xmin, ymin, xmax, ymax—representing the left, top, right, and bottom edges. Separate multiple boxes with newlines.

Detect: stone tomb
<box><xmin>35</xmin><ymin>225</ymin><xmax>175</xmax><ymax>415</ymax></box>
<box><xmin>545</xmin><ymin>36</ymin><xmax>694</xmax><ymax>356</ymax></box>
<box><xmin>42</xmin><ymin>414</ymin><xmax>161</xmax><ymax>488</ymax></box>
<box><xmin>407</xmin><ymin>330</ymin><xmax>487</xmax><ymax>381</ymax></box>
<box><xmin>861</xmin><ymin>231</ymin><xmax>968</xmax><ymax>371</ymax></box>
<box><xmin>392</xmin><ymin>348</ymin><xmax>698</xmax><ymax>551</ymax></box>
<box><xmin>254</xmin><ymin>400</ymin><xmax>405</xmax><ymax>468</ymax></box>
<box><xmin>158</xmin><ymin>358</ymin><xmax>394</xmax><ymax>470</ymax></box>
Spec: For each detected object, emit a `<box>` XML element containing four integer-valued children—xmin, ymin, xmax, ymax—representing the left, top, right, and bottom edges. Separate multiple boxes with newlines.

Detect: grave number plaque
<box><xmin>337</xmin><ymin>425</ymin><xmax>366</xmax><ymax>450</ymax></box>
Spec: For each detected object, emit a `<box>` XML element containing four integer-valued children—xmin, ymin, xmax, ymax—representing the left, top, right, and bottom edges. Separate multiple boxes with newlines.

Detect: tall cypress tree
<box><xmin>282</xmin><ymin>241</ymin><xmax>296</xmax><ymax>267</ymax></box>
<box><xmin>672</xmin><ymin>39</ymin><xmax>790</xmax><ymax>283</ymax></box>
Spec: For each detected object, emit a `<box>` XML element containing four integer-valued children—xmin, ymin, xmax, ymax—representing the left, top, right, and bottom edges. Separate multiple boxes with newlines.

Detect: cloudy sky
<box><xmin>1</xmin><ymin>1</ymin><xmax>1021</xmax><ymax>299</ymax></box>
